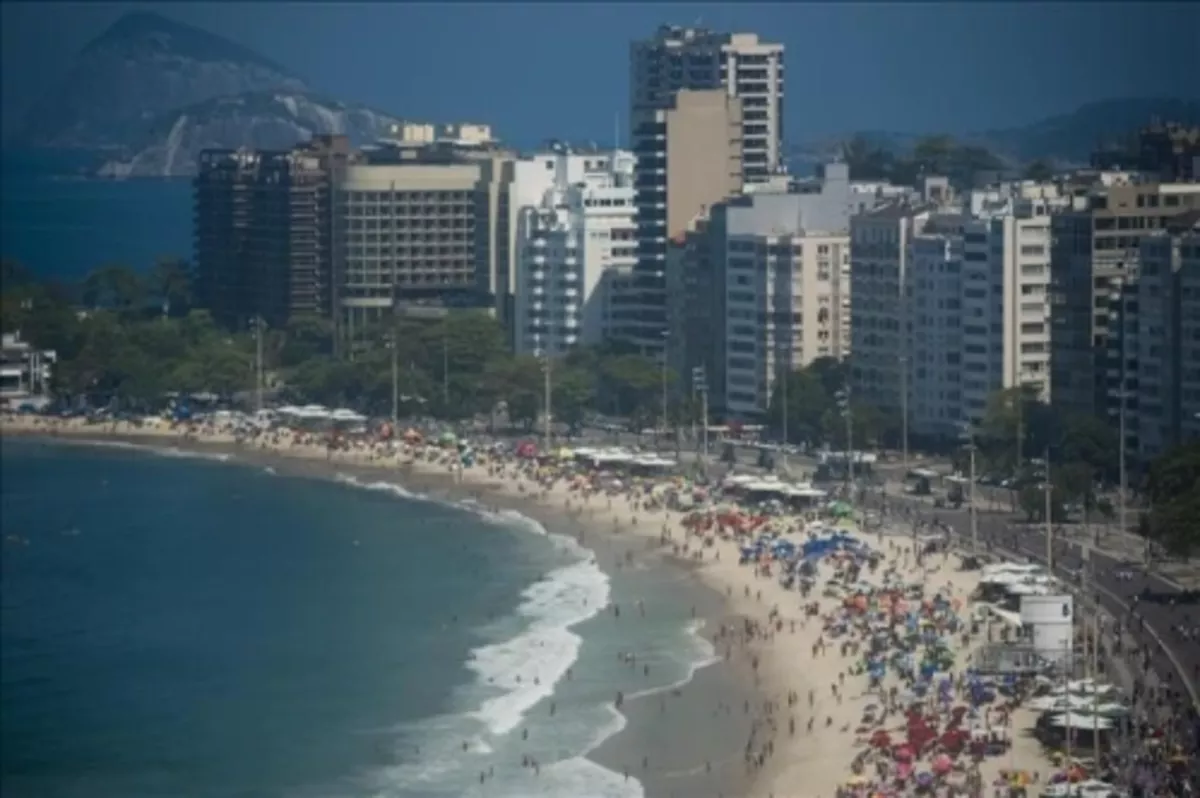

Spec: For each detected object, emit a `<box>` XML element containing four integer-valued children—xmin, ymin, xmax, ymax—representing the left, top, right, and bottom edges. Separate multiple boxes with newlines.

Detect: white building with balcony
<box><xmin>1</xmin><ymin>332</ymin><xmax>56</xmax><ymax>405</ymax></box>
<box><xmin>513</xmin><ymin>148</ymin><xmax>636</xmax><ymax>356</ymax></box>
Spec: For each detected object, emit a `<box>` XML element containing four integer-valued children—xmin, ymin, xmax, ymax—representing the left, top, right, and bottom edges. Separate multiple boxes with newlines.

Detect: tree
<box><xmin>146</xmin><ymin>258</ymin><xmax>194</xmax><ymax>317</ymax></box>
<box><xmin>1142</xmin><ymin>441</ymin><xmax>1200</xmax><ymax>558</ymax></box>
<box><xmin>840</xmin><ymin>136</ymin><xmax>895</xmax><ymax>181</ymax></box>
<box><xmin>81</xmin><ymin>264</ymin><xmax>144</xmax><ymax>312</ymax></box>
<box><xmin>554</xmin><ymin>367</ymin><xmax>595</xmax><ymax>433</ymax></box>
<box><xmin>1025</xmin><ymin>160</ymin><xmax>1054</xmax><ymax>181</ymax></box>
<box><xmin>767</xmin><ymin>367</ymin><xmax>831</xmax><ymax>445</ymax></box>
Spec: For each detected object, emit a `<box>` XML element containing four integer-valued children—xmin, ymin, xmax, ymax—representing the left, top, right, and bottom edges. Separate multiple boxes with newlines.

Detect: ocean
<box><xmin>0</xmin><ymin>439</ymin><xmax>716</xmax><ymax>798</ymax></box>
<box><xmin>0</xmin><ymin>151</ymin><xmax>192</xmax><ymax>281</ymax></box>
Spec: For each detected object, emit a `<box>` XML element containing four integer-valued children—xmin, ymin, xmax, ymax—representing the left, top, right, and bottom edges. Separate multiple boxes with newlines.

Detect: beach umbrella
<box><xmin>915</xmin><ymin>772</ymin><xmax>934</xmax><ymax>788</ymax></box>
<box><xmin>932</xmin><ymin>754</ymin><xmax>952</xmax><ymax>774</ymax></box>
<box><xmin>870</xmin><ymin>730</ymin><xmax>892</xmax><ymax>748</ymax></box>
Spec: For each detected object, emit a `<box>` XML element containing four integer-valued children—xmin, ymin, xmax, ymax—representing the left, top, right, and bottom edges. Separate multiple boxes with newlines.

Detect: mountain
<box><xmin>96</xmin><ymin>92</ymin><xmax>403</xmax><ymax>178</ymax></box>
<box><xmin>978</xmin><ymin>98</ymin><xmax>1200</xmax><ymax>163</ymax></box>
<box><xmin>791</xmin><ymin>97</ymin><xmax>1200</xmax><ymax>169</ymax></box>
<box><xmin>17</xmin><ymin>11</ymin><xmax>309</xmax><ymax>152</ymax></box>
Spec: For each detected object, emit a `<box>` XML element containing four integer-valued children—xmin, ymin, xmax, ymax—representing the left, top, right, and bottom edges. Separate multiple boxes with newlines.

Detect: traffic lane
<box><xmin>869</xmin><ymin>495</ymin><xmax>1200</xmax><ymax>690</ymax></box>
<box><xmin>911</xmin><ymin>502</ymin><xmax>1200</xmax><ymax>695</ymax></box>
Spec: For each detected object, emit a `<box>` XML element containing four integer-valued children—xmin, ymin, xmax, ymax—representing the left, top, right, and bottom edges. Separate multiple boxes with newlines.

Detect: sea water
<box><xmin>0</xmin><ymin>151</ymin><xmax>193</xmax><ymax>280</ymax></box>
<box><xmin>0</xmin><ymin>439</ymin><xmax>716</xmax><ymax>798</ymax></box>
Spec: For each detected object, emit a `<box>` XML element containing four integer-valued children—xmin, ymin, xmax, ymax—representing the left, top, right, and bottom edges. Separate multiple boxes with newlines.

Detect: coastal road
<box><xmin>865</xmin><ymin>491</ymin><xmax>1200</xmax><ymax>711</ymax></box>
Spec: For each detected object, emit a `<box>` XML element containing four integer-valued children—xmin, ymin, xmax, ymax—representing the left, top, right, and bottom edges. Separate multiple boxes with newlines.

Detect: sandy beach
<box><xmin>2</xmin><ymin>414</ymin><xmax>1060</xmax><ymax>798</ymax></box>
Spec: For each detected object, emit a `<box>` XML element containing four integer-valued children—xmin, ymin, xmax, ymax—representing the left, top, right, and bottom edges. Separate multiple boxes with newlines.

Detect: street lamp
<box><xmin>543</xmin><ymin>351</ymin><xmax>553</xmax><ymax>451</ymax></box>
<box><xmin>835</xmin><ymin>385</ymin><xmax>853</xmax><ymax>492</ymax></box>
<box><xmin>899</xmin><ymin>355</ymin><xmax>909</xmax><ymax>473</ymax></box>
<box><xmin>659</xmin><ymin>330</ymin><xmax>669</xmax><ymax>453</ymax></box>
<box><xmin>249</xmin><ymin>316</ymin><xmax>265</xmax><ymax>413</ymax></box>
<box><xmin>959</xmin><ymin>422</ymin><xmax>979</xmax><ymax>557</ymax></box>
<box><xmin>779</xmin><ymin>342</ymin><xmax>790</xmax><ymax>473</ymax></box>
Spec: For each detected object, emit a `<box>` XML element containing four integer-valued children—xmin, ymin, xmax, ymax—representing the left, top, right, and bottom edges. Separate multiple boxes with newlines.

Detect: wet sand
<box><xmin>2</xmin><ymin>420</ymin><xmax>768</xmax><ymax>798</ymax></box>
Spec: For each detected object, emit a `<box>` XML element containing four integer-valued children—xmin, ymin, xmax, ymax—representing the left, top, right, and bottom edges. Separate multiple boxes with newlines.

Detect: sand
<box><xmin>2</xmin><ymin>414</ymin><xmax>1057</xmax><ymax>797</ymax></box>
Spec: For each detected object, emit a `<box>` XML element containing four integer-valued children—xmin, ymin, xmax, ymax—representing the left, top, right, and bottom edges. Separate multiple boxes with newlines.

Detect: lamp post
<box><xmin>960</xmin><ymin>423</ymin><xmax>979</xmax><ymax>557</ymax></box>
<box><xmin>251</xmin><ymin>316</ymin><xmax>265</xmax><ymax>413</ymax></box>
<box><xmin>543</xmin><ymin>351</ymin><xmax>553</xmax><ymax>451</ymax></box>
<box><xmin>835</xmin><ymin>385</ymin><xmax>853</xmax><ymax>493</ymax></box>
<box><xmin>900</xmin><ymin>355</ymin><xmax>909</xmax><ymax>473</ymax></box>
<box><xmin>1044</xmin><ymin>445</ymin><xmax>1054</xmax><ymax>572</ymax></box>
<box><xmin>780</xmin><ymin>347</ymin><xmax>790</xmax><ymax>473</ymax></box>
<box><xmin>390</xmin><ymin>327</ymin><xmax>399</xmax><ymax>427</ymax></box>
<box><xmin>692</xmin><ymin>365</ymin><xmax>709</xmax><ymax>463</ymax></box>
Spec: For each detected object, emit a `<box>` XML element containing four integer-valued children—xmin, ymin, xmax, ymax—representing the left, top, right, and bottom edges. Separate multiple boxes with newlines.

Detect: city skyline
<box><xmin>4</xmin><ymin>2</ymin><xmax>1199</xmax><ymax>147</ymax></box>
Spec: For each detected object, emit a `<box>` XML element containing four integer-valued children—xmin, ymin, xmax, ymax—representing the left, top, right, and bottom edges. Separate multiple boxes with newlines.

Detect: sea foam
<box><xmin>330</xmin><ymin>473</ymin><xmax>641</xmax><ymax>798</ymax></box>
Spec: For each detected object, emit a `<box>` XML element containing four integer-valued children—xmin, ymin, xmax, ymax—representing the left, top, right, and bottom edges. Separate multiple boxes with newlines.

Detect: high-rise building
<box><xmin>194</xmin><ymin>135</ymin><xmax>354</xmax><ymax>330</ymax></box>
<box><xmin>512</xmin><ymin>148</ymin><xmax>637</xmax><ymax>356</ymax></box>
<box><xmin>663</xmin><ymin>163</ymin><xmax>872</xmax><ymax>419</ymax></box>
<box><xmin>617</xmin><ymin>89</ymin><xmax>744</xmax><ymax>358</ymax></box>
<box><xmin>1049</xmin><ymin>178</ymin><xmax>1200</xmax><ymax>421</ymax></box>
<box><xmin>1133</xmin><ymin>210</ymin><xmax>1200</xmax><ymax>460</ymax></box>
<box><xmin>622</xmin><ymin>25</ymin><xmax>782</xmax><ymax>359</ymax></box>
<box><xmin>630</xmin><ymin>25</ymin><xmax>784</xmax><ymax>184</ymax></box>
<box><xmin>333</xmin><ymin>137</ymin><xmax>516</xmax><ymax>342</ymax></box>
<box><xmin>849</xmin><ymin>203</ymin><xmax>938</xmax><ymax>417</ymax></box>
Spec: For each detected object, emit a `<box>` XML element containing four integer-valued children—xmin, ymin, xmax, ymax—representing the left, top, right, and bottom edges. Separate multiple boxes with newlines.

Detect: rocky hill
<box><xmin>16</xmin><ymin>11</ymin><xmax>401</xmax><ymax>177</ymax></box>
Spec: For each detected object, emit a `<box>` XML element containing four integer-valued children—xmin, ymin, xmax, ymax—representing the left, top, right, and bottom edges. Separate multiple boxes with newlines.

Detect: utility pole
<box><xmin>900</xmin><ymin>355</ymin><xmax>909</xmax><ymax>473</ymax></box>
<box><xmin>254</xmin><ymin>316</ymin><xmax>264</xmax><ymax>413</ymax></box>
<box><xmin>390</xmin><ymin>325</ymin><xmax>399</xmax><ymax>427</ymax></box>
<box><xmin>780</xmin><ymin>354</ymin><xmax>789</xmax><ymax>473</ymax></box>
<box><xmin>660</xmin><ymin>348</ymin><xmax>669</xmax><ymax>453</ymax></box>
<box><xmin>543</xmin><ymin>353</ymin><xmax>553</xmax><ymax>450</ymax></box>
<box><xmin>1045</xmin><ymin>446</ymin><xmax>1054</xmax><ymax>572</ymax></box>
<box><xmin>836</xmin><ymin>385</ymin><xmax>853</xmax><ymax>492</ymax></box>
<box><xmin>1118</xmin><ymin>391</ymin><xmax>1129</xmax><ymax>555</ymax></box>
<box><xmin>968</xmin><ymin>436</ymin><xmax>978</xmax><ymax>557</ymax></box>
<box><xmin>442</xmin><ymin>333</ymin><xmax>450</xmax><ymax>408</ymax></box>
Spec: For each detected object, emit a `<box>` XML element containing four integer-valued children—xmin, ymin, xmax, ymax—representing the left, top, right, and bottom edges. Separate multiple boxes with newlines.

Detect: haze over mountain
<box><xmin>12</xmin><ymin>11</ymin><xmax>1199</xmax><ymax>177</ymax></box>
<box><xmin>15</xmin><ymin>11</ymin><xmax>401</xmax><ymax>176</ymax></box>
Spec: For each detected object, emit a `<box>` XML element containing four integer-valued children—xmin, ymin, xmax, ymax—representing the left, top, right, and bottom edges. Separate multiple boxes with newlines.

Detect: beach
<box><xmin>1</xmin><ymin>414</ymin><xmax>1061</xmax><ymax>798</ymax></box>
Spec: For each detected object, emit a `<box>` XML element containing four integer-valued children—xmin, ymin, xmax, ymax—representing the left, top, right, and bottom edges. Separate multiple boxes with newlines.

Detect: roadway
<box><xmin>863</xmin><ymin>489</ymin><xmax>1200</xmax><ymax>714</ymax></box>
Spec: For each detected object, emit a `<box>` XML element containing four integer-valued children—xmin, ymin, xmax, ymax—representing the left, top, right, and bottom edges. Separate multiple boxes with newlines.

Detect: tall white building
<box><xmin>630</xmin><ymin>25</ymin><xmax>785</xmax><ymax>184</ymax></box>
<box><xmin>512</xmin><ymin>148</ymin><xmax>637</xmax><ymax>356</ymax></box>
<box><xmin>850</xmin><ymin>182</ymin><xmax>1062</xmax><ymax>443</ymax></box>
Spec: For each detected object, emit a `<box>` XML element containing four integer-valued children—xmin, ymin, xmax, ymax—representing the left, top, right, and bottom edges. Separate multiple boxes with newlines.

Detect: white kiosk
<box><xmin>1019</xmin><ymin>594</ymin><xmax>1074</xmax><ymax>667</ymax></box>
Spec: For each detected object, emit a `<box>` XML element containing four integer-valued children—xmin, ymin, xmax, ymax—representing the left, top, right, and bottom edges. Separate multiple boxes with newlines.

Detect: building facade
<box><xmin>1050</xmin><ymin>179</ymin><xmax>1200</xmax><ymax>421</ymax></box>
<box><xmin>1131</xmin><ymin>211</ymin><xmax>1200</xmax><ymax>461</ymax></box>
<box><xmin>665</xmin><ymin>163</ymin><xmax>864</xmax><ymax>419</ymax></box>
<box><xmin>0</xmin><ymin>332</ymin><xmax>55</xmax><ymax>404</ymax></box>
<box><xmin>194</xmin><ymin>135</ymin><xmax>354</xmax><ymax>331</ymax></box>
<box><xmin>630</xmin><ymin>25</ymin><xmax>784</xmax><ymax>185</ymax></box>
<box><xmin>334</xmin><ymin>140</ymin><xmax>517</xmax><ymax>342</ymax></box>
<box><xmin>512</xmin><ymin>149</ymin><xmax>636</xmax><ymax>356</ymax></box>
<box><xmin>620</xmin><ymin>88</ymin><xmax>744</xmax><ymax>358</ymax></box>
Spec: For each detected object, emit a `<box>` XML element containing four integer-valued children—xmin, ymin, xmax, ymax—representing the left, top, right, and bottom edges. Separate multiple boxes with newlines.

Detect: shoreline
<box><xmin>2</xmin><ymin>424</ymin><xmax>767</xmax><ymax>798</ymax></box>
<box><xmin>2</xmin><ymin>418</ymin><xmax>1064</xmax><ymax>798</ymax></box>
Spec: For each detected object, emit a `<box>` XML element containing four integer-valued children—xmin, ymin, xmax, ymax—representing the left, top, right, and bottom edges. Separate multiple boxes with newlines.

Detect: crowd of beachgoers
<box><xmin>3</xmin><ymin>410</ymin><xmax>1197</xmax><ymax>798</ymax></box>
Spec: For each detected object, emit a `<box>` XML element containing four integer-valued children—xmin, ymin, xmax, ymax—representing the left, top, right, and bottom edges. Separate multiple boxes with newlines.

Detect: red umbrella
<box><xmin>870</xmin><ymin>730</ymin><xmax>892</xmax><ymax>748</ymax></box>
<box><xmin>932</xmin><ymin>754</ymin><xmax>953</xmax><ymax>774</ymax></box>
<box><xmin>893</xmin><ymin>744</ymin><xmax>914</xmax><ymax>761</ymax></box>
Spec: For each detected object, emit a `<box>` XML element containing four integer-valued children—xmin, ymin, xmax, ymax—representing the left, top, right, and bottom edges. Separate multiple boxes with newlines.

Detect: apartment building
<box><xmin>335</xmin><ymin>141</ymin><xmax>517</xmax><ymax>342</ymax></box>
<box><xmin>512</xmin><ymin>148</ymin><xmax>637</xmax><ymax>356</ymax></box>
<box><xmin>664</xmin><ymin>163</ymin><xmax>864</xmax><ymax>419</ymax></box>
<box><xmin>194</xmin><ymin>135</ymin><xmax>354</xmax><ymax>330</ymax></box>
<box><xmin>620</xmin><ymin>88</ymin><xmax>744</xmax><ymax>358</ymax></box>
<box><xmin>630</xmin><ymin>25</ymin><xmax>784</xmax><ymax>184</ymax></box>
<box><xmin>1127</xmin><ymin>211</ymin><xmax>1200</xmax><ymax>461</ymax></box>
<box><xmin>849</xmin><ymin>203</ymin><xmax>936</xmax><ymax>416</ymax></box>
<box><xmin>1050</xmin><ymin>178</ymin><xmax>1200</xmax><ymax>421</ymax></box>
<box><xmin>906</xmin><ymin>215</ymin><xmax>967</xmax><ymax>439</ymax></box>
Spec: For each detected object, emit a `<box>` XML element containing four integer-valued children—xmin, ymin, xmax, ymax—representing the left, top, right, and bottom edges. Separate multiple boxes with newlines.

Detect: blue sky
<box><xmin>3</xmin><ymin>2</ymin><xmax>1198</xmax><ymax>145</ymax></box>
